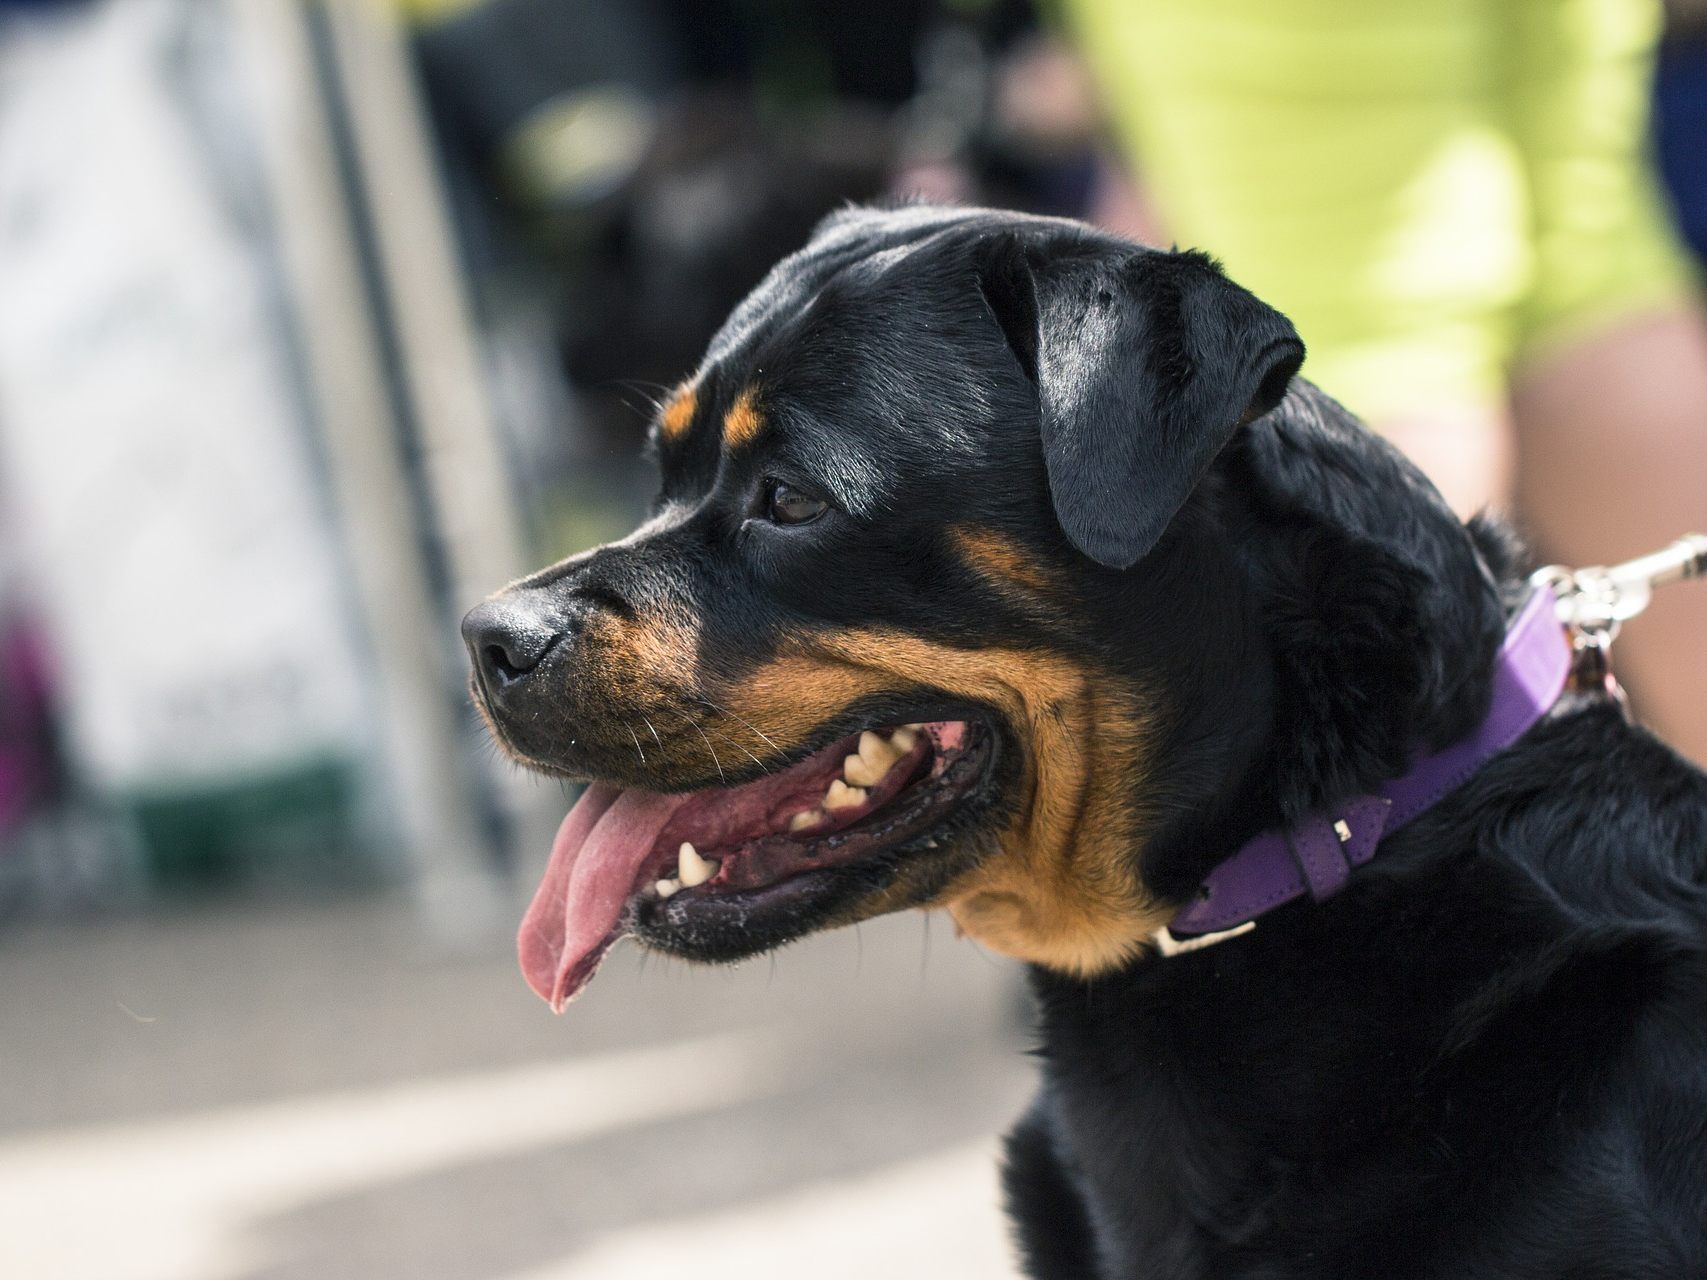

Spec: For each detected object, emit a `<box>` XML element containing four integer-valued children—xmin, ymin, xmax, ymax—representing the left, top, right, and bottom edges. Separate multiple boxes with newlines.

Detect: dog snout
<box><xmin>462</xmin><ymin>597</ymin><xmax>564</xmax><ymax>694</ymax></box>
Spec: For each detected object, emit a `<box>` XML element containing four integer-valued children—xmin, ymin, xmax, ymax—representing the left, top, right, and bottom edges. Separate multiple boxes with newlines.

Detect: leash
<box><xmin>1156</xmin><ymin>532</ymin><xmax>1707</xmax><ymax>956</ymax></box>
<box><xmin>1533</xmin><ymin>533</ymin><xmax>1707</xmax><ymax>706</ymax></box>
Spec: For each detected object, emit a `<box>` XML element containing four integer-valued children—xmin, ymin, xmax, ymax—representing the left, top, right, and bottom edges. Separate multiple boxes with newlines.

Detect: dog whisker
<box><xmin>707</xmin><ymin>724</ymin><xmax>771</xmax><ymax>775</ymax></box>
<box><xmin>692</xmin><ymin>694</ymin><xmax>784</xmax><ymax>754</ymax></box>
<box><xmin>606</xmin><ymin>378</ymin><xmax>674</xmax><ymax>421</ymax></box>
<box><xmin>671</xmin><ymin>708</ymin><xmax>726</xmax><ymax>784</ymax></box>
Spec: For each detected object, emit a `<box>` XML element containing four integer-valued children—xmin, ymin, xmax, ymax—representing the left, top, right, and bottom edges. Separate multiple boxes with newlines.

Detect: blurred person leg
<box><xmin>1513</xmin><ymin>309</ymin><xmax>1707</xmax><ymax>766</ymax></box>
<box><xmin>1503</xmin><ymin>0</ymin><xmax>1707</xmax><ymax>765</ymax></box>
<box><xmin>1061</xmin><ymin>0</ymin><xmax>1530</xmax><ymax>515</ymax></box>
<box><xmin>1065</xmin><ymin>0</ymin><xmax>1705</xmax><ymax>760</ymax></box>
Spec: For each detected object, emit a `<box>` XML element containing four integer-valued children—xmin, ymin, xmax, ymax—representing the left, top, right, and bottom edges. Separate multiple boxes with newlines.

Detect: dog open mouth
<box><xmin>519</xmin><ymin>720</ymin><xmax>993</xmax><ymax>1010</ymax></box>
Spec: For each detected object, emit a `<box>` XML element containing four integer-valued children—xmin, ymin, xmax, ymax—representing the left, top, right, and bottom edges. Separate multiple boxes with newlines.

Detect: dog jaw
<box><xmin>937</xmin><ymin>681</ymin><xmax>1172</xmax><ymax>976</ymax></box>
<box><xmin>707</xmin><ymin>625</ymin><xmax>1170</xmax><ymax>974</ymax></box>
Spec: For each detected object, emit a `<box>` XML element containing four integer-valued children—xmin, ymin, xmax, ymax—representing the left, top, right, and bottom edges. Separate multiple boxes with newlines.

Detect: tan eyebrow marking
<box><xmin>722</xmin><ymin>387</ymin><xmax>763</xmax><ymax>450</ymax></box>
<box><xmin>953</xmin><ymin>528</ymin><xmax>1061</xmax><ymax>600</ymax></box>
<box><xmin>660</xmin><ymin>385</ymin><xmax>697</xmax><ymax>442</ymax></box>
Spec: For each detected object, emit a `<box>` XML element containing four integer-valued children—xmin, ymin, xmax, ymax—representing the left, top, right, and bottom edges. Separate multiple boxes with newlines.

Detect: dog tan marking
<box><xmin>953</xmin><ymin>528</ymin><xmax>1062</xmax><ymax>601</ymax></box>
<box><xmin>592</xmin><ymin>607</ymin><xmax>699</xmax><ymax>692</ymax></box>
<box><xmin>660</xmin><ymin>385</ymin><xmax>697</xmax><ymax>442</ymax></box>
<box><xmin>722</xmin><ymin>388</ymin><xmax>764</xmax><ymax>450</ymax></box>
<box><xmin>709</xmin><ymin>629</ymin><xmax>1169</xmax><ymax>975</ymax></box>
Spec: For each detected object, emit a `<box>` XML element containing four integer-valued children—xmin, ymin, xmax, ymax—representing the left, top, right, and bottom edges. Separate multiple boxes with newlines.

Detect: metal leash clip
<box><xmin>1529</xmin><ymin>533</ymin><xmax>1707</xmax><ymax>705</ymax></box>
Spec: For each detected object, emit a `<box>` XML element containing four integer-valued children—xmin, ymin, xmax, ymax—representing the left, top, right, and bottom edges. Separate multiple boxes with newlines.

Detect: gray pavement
<box><xmin>0</xmin><ymin>893</ymin><xmax>1037</xmax><ymax>1279</ymax></box>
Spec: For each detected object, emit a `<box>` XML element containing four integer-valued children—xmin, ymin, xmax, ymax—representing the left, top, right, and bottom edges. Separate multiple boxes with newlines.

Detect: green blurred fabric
<box><xmin>1063</xmin><ymin>0</ymin><xmax>1696</xmax><ymax>420</ymax></box>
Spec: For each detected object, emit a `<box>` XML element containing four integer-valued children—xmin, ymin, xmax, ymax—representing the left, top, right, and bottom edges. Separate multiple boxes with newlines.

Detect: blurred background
<box><xmin>0</xmin><ymin>1</ymin><xmax>1703</xmax><ymax>1277</ymax></box>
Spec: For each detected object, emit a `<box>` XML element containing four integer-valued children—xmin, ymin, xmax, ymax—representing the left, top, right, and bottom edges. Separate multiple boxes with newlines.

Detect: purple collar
<box><xmin>1165</xmin><ymin>586</ymin><xmax>1572</xmax><ymax>942</ymax></box>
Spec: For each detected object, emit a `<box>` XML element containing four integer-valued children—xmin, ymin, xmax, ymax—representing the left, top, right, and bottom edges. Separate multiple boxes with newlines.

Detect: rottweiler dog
<box><xmin>464</xmin><ymin>206</ymin><xmax>1707</xmax><ymax>1278</ymax></box>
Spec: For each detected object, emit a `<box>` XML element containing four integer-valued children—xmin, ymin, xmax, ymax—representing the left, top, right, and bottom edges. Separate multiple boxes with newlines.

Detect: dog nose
<box><xmin>462</xmin><ymin>599</ymin><xmax>562</xmax><ymax>690</ymax></box>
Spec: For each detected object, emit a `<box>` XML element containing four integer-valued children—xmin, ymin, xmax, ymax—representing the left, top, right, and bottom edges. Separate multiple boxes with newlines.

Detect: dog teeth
<box><xmin>890</xmin><ymin>727</ymin><xmax>919</xmax><ymax>753</ymax></box>
<box><xmin>861</xmin><ymin>729</ymin><xmax>901</xmax><ymax>769</ymax></box>
<box><xmin>788</xmin><ymin>808</ymin><xmax>825</xmax><ymax>832</ymax></box>
<box><xmin>863</xmin><ymin>728</ymin><xmax>898</xmax><ymax>759</ymax></box>
<box><xmin>654</xmin><ymin>877</ymin><xmax>681</xmax><ymax>898</ymax></box>
<box><xmin>842</xmin><ymin>754</ymin><xmax>877</xmax><ymax>786</ymax></box>
<box><xmin>824</xmin><ymin>779</ymin><xmax>867</xmax><ymax>810</ymax></box>
<box><xmin>677</xmin><ymin>841</ymin><xmax>717</xmax><ymax>887</ymax></box>
<box><xmin>844</xmin><ymin>729</ymin><xmax>906</xmax><ymax>787</ymax></box>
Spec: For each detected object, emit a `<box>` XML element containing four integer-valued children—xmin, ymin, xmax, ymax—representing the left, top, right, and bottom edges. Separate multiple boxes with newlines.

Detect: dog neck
<box><xmin>1134</xmin><ymin>388</ymin><xmax>1518</xmax><ymax>915</ymax></box>
<box><xmin>1164</xmin><ymin>584</ymin><xmax>1571</xmax><ymax>942</ymax></box>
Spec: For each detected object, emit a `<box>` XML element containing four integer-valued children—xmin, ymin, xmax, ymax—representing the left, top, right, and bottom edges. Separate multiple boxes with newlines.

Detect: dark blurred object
<box><xmin>975</xmin><ymin>31</ymin><xmax>1104</xmax><ymax>217</ymax></box>
<box><xmin>0</xmin><ymin>611</ymin><xmax>57</xmax><ymax>836</ymax></box>
<box><xmin>414</xmin><ymin>0</ymin><xmax>1069</xmax><ymax>454</ymax></box>
<box><xmin>417</xmin><ymin>0</ymin><xmax>943</xmax><ymax>164</ymax></box>
<box><xmin>1656</xmin><ymin>17</ymin><xmax>1707</xmax><ymax>262</ymax></box>
<box><xmin>416</xmin><ymin>0</ymin><xmax>677</xmax><ymax>204</ymax></box>
<box><xmin>557</xmin><ymin>95</ymin><xmax>892</xmax><ymax>439</ymax></box>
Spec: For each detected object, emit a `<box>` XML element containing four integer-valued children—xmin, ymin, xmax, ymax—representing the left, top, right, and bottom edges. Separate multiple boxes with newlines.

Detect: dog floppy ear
<box><xmin>979</xmin><ymin>235</ymin><xmax>1304</xmax><ymax>569</ymax></box>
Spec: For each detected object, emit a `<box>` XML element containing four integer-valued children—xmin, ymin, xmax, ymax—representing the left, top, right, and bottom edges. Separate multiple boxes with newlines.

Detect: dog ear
<box><xmin>979</xmin><ymin>236</ymin><xmax>1304</xmax><ymax>569</ymax></box>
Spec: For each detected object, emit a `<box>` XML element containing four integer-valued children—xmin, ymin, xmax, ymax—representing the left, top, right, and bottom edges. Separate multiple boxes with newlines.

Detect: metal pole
<box><xmin>318</xmin><ymin>0</ymin><xmax>563</xmax><ymax>883</ymax></box>
<box><xmin>230</xmin><ymin>0</ymin><xmax>506</xmax><ymax>937</ymax></box>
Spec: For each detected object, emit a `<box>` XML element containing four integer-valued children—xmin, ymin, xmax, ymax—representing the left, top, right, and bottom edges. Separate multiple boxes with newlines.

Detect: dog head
<box><xmin>466</xmin><ymin>205</ymin><xmax>1503</xmax><ymax>1009</ymax></box>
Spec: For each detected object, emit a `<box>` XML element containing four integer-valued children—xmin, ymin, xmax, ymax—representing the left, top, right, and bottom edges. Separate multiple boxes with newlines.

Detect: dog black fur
<box><xmin>469</xmin><ymin>206</ymin><xmax>1707</xmax><ymax>1277</ymax></box>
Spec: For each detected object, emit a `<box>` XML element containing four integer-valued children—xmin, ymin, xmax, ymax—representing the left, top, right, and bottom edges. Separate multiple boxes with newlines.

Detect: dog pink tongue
<box><xmin>517</xmin><ymin>783</ymin><xmax>695</xmax><ymax>1011</ymax></box>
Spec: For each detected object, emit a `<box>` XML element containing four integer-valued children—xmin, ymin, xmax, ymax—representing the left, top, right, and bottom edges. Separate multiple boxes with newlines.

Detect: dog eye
<box><xmin>764</xmin><ymin>481</ymin><xmax>828</xmax><ymax>526</ymax></box>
